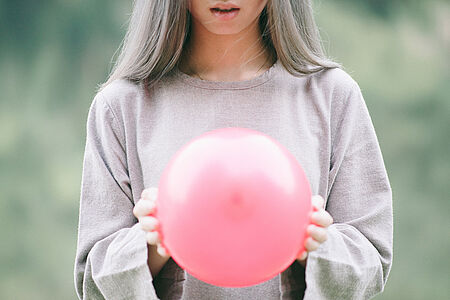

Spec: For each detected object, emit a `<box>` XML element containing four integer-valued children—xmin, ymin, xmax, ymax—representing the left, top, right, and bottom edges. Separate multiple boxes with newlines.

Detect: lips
<box><xmin>210</xmin><ymin>3</ymin><xmax>240</xmax><ymax>10</ymax></box>
<box><xmin>209</xmin><ymin>4</ymin><xmax>240</xmax><ymax>21</ymax></box>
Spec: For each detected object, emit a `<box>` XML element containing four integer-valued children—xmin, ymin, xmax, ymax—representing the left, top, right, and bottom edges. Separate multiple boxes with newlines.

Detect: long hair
<box><xmin>97</xmin><ymin>0</ymin><xmax>342</xmax><ymax>93</ymax></box>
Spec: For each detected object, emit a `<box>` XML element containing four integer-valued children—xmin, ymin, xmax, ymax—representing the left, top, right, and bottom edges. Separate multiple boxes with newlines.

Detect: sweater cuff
<box><xmin>90</xmin><ymin>223</ymin><xmax>159</xmax><ymax>299</ymax></box>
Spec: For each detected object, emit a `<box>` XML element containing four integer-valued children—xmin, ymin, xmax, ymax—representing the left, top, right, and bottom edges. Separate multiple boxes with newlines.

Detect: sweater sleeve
<box><xmin>303</xmin><ymin>80</ymin><xmax>393</xmax><ymax>299</ymax></box>
<box><xmin>74</xmin><ymin>93</ymin><xmax>159</xmax><ymax>299</ymax></box>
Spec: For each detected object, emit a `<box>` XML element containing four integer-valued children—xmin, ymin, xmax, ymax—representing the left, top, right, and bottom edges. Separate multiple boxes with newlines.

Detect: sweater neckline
<box><xmin>173</xmin><ymin>59</ymin><xmax>280</xmax><ymax>90</ymax></box>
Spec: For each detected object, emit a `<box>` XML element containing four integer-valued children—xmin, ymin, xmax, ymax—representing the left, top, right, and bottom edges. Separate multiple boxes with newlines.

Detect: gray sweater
<box><xmin>74</xmin><ymin>60</ymin><xmax>393</xmax><ymax>299</ymax></box>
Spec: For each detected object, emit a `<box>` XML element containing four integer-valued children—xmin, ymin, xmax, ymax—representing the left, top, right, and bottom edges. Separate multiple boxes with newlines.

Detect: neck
<box><xmin>178</xmin><ymin>17</ymin><xmax>275</xmax><ymax>82</ymax></box>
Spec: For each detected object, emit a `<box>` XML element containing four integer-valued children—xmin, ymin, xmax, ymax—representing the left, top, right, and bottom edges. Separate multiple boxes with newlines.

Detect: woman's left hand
<box><xmin>296</xmin><ymin>195</ymin><xmax>334</xmax><ymax>267</ymax></box>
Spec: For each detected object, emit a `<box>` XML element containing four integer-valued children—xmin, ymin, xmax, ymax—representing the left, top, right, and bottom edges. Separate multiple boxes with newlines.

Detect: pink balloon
<box><xmin>155</xmin><ymin>127</ymin><xmax>312</xmax><ymax>287</ymax></box>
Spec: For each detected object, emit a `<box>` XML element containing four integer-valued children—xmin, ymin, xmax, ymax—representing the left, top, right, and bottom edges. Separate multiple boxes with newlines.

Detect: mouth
<box><xmin>210</xmin><ymin>7</ymin><xmax>240</xmax><ymax>13</ymax></box>
<box><xmin>210</xmin><ymin>7</ymin><xmax>240</xmax><ymax>12</ymax></box>
<box><xmin>210</xmin><ymin>7</ymin><xmax>240</xmax><ymax>20</ymax></box>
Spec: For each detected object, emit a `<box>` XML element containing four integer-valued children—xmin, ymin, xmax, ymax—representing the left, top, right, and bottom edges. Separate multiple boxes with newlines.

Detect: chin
<box><xmin>204</xmin><ymin>24</ymin><xmax>246</xmax><ymax>36</ymax></box>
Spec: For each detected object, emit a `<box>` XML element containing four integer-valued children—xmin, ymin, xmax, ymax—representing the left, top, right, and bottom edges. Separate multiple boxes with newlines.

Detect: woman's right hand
<box><xmin>133</xmin><ymin>187</ymin><xmax>170</xmax><ymax>258</ymax></box>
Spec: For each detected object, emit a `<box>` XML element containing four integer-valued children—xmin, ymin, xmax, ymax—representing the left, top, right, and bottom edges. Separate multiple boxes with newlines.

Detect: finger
<box><xmin>157</xmin><ymin>244</ymin><xmax>170</xmax><ymax>257</ymax></box>
<box><xmin>146</xmin><ymin>231</ymin><xmax>160</xmax><ymax>245</ymax></box>
<box><xmin>307</xmin><ymin>224</ymin><xmax>328</xmax><ymax>243</ymax></box>
<box><xmin>304</xmin><ymin>237</ymin><xmax>320</xmax><ymax>252</ymax></box>
<box><xmin>297</xmin><ymin>250</ymin><xmax>308</xmax><ymax>261</ymax></box>
<box><xmin>312</xmin><ymin>195</ymin><xmax>325</xmax><ymax>210</ymax></box>
<box><xmin>133</xmin><ymin>200</ymin><xmax>156</xmax><ymax>218</ymax></box>
<box><xmin>311</xmin><ymin>210</ymin><xmax>334</xmax><ymax>227</ymax></box>
<box><xmin>140</xmin><ymin>216</ymin><xmax>159</xmax><ymax>231</ymax></box>
<box><xmin>141</xmin><ymin>187</ymin><xmax>158</xmax><ymax>201</ymax></box>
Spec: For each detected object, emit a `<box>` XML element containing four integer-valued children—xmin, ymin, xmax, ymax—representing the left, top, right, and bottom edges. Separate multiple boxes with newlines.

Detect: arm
<box><xmin>74</xmin><ymin>93</ymin><xmax>159</xmax><ymax>299</ymax></box>
<box><xmin>303</xmin><ymin>79</ymin><xmax>393</xmax><ymax>299</ymax></box>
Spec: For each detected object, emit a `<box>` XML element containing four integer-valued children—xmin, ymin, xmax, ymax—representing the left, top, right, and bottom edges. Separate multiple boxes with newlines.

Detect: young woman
<box><xmin>74</xmin><ymin>0</ymin><xmax>393</xmax><ymax>299</ymax></box>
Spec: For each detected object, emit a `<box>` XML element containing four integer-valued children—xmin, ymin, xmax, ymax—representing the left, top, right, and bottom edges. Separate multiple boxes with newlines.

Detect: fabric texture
<box><xmin>74</xmin><ymin>59</ymin><xmax>393</xmax><ymax>299</ymax></box>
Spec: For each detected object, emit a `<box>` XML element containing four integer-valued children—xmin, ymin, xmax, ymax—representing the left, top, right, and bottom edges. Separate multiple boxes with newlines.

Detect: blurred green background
<box><xmin>0</xmin><ymin>0</ymin><xmax>448</xmax><ymax>299</ymax></box>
